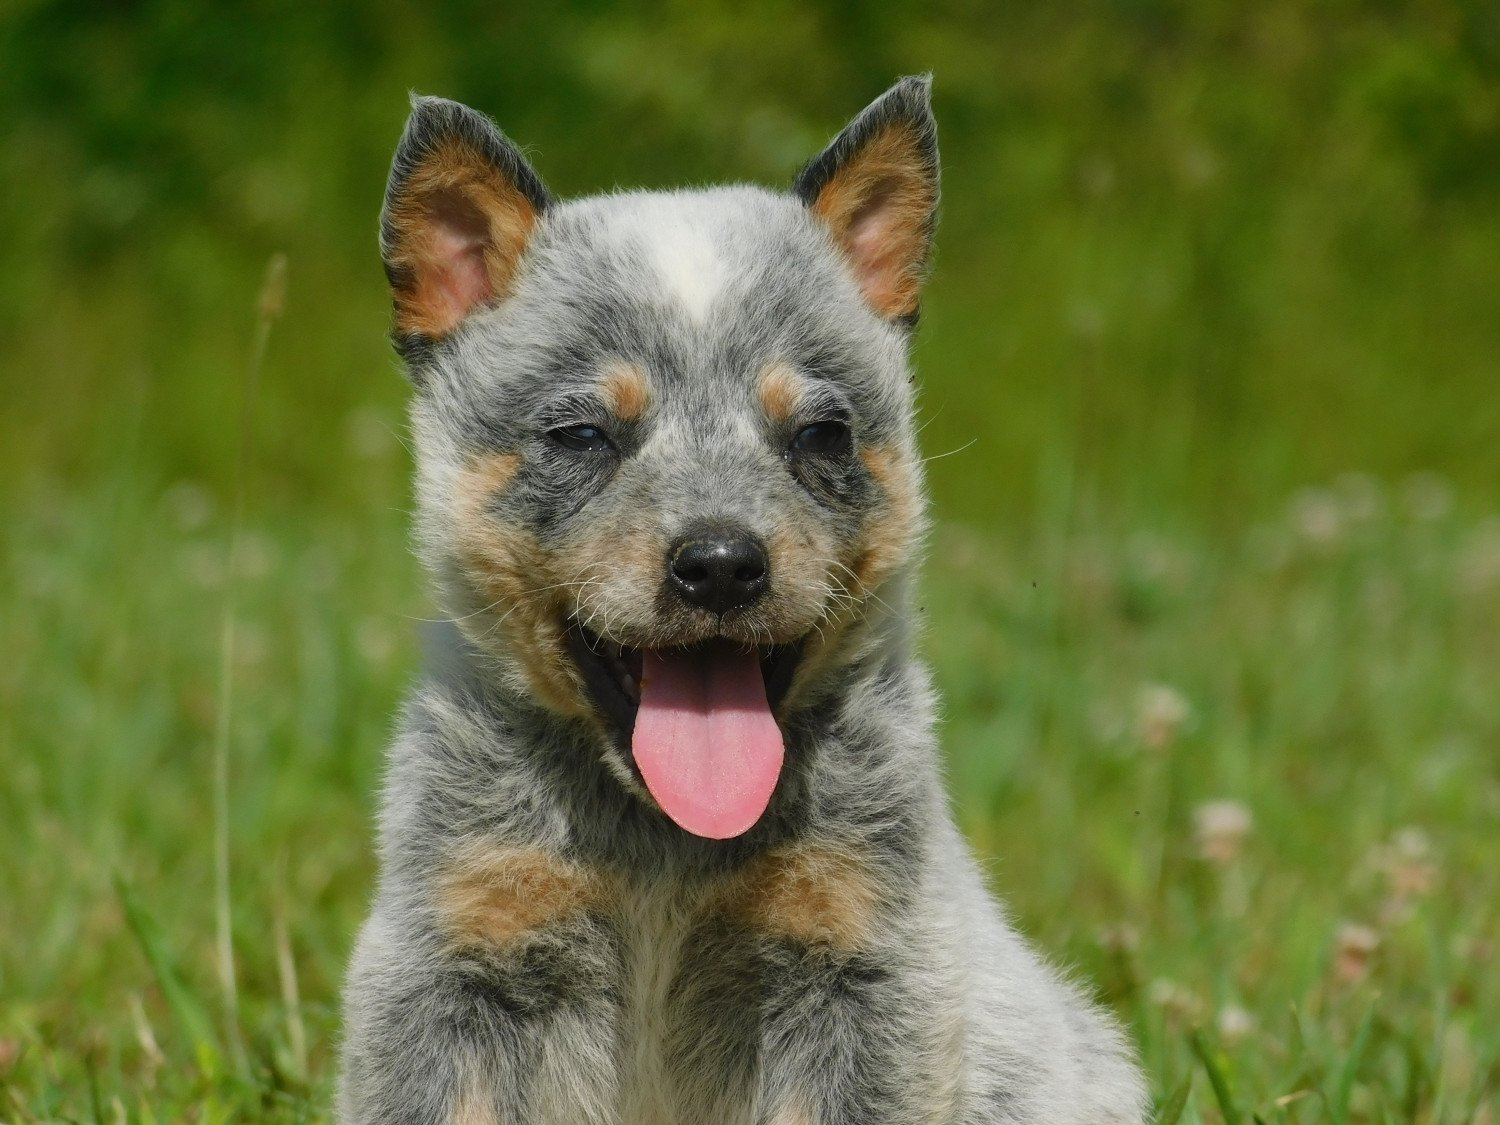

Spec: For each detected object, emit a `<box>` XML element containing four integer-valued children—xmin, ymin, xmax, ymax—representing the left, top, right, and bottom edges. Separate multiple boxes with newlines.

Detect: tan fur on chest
<box><xmin>432</xmin><ymin>844</ymin><xmax>881</xmax><ymax>1124</ymax></box>
<box><xmin>434</xmin><ymin>842</ymin><xmax>614</xmax><ymax>950</ymax></box>
<box><xmin>722</xmin><ymin>844</ymin><xmax>882</xmax><ymax>951</ymax></box>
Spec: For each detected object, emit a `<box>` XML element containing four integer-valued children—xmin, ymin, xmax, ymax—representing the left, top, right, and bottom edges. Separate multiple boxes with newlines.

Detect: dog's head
<box><xmin>382</xmin><ymin>78</ymin><xmax>938</xmax><ymax>838</ymax></box>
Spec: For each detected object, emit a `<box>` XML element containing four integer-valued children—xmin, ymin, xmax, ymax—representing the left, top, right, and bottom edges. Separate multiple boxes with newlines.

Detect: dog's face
<box><xmin>382</xmin><ymin>80</ymin><xmax>938</xmax><ymax>837</ymax></box>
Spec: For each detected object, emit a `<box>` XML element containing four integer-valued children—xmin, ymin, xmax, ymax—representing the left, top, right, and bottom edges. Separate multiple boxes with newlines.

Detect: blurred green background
<box><xmin>6</xmin><ymin>0</ymin><xmax>1499</xmax><ymax>523</ymax></box>
<box><xmin>2</xmin><ymin>2</ymin><xmax>1498</xmax><ymax>1120</ymax></box>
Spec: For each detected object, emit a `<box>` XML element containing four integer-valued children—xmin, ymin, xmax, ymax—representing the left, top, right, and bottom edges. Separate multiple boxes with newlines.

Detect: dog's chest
<box><xmin>610</xmin><ymin>878</ymin><xmax>753</xmax><ymax>1125</ymax></box>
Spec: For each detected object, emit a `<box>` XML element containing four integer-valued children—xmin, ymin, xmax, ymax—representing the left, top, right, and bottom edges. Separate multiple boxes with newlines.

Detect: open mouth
<box><xmin>565</xmin><ymin>623</ymin><xmax>803</xmax><ymax>840</ymax></box>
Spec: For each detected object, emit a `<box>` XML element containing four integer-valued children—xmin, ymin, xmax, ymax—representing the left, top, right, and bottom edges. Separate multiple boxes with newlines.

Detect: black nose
<box><xmin>668</xmin><ymin>531</ymin><xmax>769</xmax><ymax>613</ymax></box>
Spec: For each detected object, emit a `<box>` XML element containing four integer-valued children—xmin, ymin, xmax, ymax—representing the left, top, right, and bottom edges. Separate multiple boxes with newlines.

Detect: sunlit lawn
<box><xmin>3</xmin><ymin>453</ymin><xmax>1496</xmax><ymax>1121</ymax></box>
<box><xmin>6</xmin><ymin>2</ymin><xmax>1500</xmax><ymax>1119</ymax></box>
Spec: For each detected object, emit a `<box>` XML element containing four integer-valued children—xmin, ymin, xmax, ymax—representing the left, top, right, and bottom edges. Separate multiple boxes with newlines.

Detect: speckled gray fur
<box><xmin>339</xmin><ymin>77</ymin><xmax>1147</xmax><ymax>1123</ymax></box>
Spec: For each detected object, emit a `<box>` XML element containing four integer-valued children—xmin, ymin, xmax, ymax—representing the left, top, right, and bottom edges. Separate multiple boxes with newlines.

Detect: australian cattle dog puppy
<box><xmin>339</xmin><ymin>76</ymin><xmax>1147</xmax><ymax>1123</ymax></box>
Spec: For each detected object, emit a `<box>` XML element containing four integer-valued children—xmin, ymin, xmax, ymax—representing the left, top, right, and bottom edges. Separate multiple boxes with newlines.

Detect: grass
<box><xmin>3</xmin><ymin>5</ymin><xmax>1499</xmax><ymax>1119</ymax></box>
<box><xmin>2</xmin><ymin>420</ymin><xmax>1496</xmax><ymax>1120</ymax></box>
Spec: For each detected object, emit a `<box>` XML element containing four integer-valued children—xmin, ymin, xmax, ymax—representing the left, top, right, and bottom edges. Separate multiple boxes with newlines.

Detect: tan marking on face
<box><xmin>852</xmin><ymin>444</ymin><xmax>922</xmax><ymax>592</ymax></box>
<box><xmin>773</xmin><ymin>445</ymin><xmax>921</xmax><ymax>712</ymax></box>
<box><xmin>807</xmin><ymin>123</ymin><xmax>935</xmax><ymax>320</ymax></box>
<box><xmin>563</xmin><ymin>520</ymin><xmax>669</xmax><ymax>639</ymax></box>
<box><xmin>722</xmin><ymin>844</ymin><xmax>881</xmax><ymax>951</ymax></box>
<box><xmin>452</xmin><ymin>454</ymin><xmax>587</xmax><ymax>717</ymax></box>
<box><xmin>385</xmin><ymin>136</ymin><xmax>541</xmax><ymax>339</ymax></box>
<box><xmin>754</xmin><ymin>523</ymin><xmax>835</xmax><ymax>648</ymax></box>
<box><xmin>757</xmin><ymin>361</ymin><xmax>804</xmax><ymax>424</ymax></box>
<box><xmin>457</xmin><ymin>450</ymin><xmax>521</xmax><ymax>500</ymax></box>
<box><xmin>435</xmin><ymin>842</ymin><xmax>614</xmax><ymax>952</ymax></box>
<box><xmin>772</xmin><ymin>1107</ymin><xmax>819</xmax><ymax>1125</ymax></box>
<box><xmin>598</xmin><ymin>360</ymin><xmax>652</xmax><ymax>423</ymax></box>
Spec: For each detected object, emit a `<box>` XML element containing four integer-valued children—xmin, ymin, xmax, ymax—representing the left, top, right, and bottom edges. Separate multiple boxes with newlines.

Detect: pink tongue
<box><xmin>631</xmin><ymin>644</ymin><xmax>785</xmax><ymax>839</ymax></box>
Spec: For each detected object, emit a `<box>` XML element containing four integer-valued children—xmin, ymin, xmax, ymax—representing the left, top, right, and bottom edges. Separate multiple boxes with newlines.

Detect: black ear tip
<box><xmin>790</xmin><ymin>75</ymin><xmax>940</xmax><ymax>205</ymax></box>
<box><xmin>406</xmin><ymin>91</ymin><xmax>450</xmax><ymax>120</ymax></box>
<box><xmin>396</xmin><ymin>93</ymin><xmax>499</xmax><ymax>163</ymax></box>
<box><xmin>403</xmin><ymin>93</ymin><xmax>486</xmax><ymax>136</ymax></box>
<box><xmin>387</xmin><ymin>92</ymin><xmax>554</xmax><ymax>217</ymax></box>
<box><xmin>885</xmin><ymin>74</ymin><xmax>936</xmax><ymax>120</ymax></box>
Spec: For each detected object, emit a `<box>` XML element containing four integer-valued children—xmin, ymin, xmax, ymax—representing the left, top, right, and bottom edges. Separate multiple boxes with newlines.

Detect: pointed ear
<box><xmin>793</xmin><ymin>76</ymin><xmax>939</xmax><ymax>325</ymax></box>
<box><xmin>380</xmin><ymin>95</ymin><xmax>551</xmax><ymax>346</ymax></box>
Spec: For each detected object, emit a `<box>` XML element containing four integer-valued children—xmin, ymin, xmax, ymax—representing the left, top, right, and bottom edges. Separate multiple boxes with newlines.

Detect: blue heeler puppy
<box><xmin>339</xmin><ymin>76</ymin><xmax>1147</xmax><ymax>1123</ymax></box>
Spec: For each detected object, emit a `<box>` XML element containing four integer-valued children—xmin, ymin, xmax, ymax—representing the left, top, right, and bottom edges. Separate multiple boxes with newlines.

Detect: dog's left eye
<box><xmin>789</xmin><ymin>420</ymin><xmax>851</xmax><ymax>456</ymax></box>
<box><xmin>550</xmin><ymin>424</ymin><xmax>615</xmax><ymax>453</ymax></box>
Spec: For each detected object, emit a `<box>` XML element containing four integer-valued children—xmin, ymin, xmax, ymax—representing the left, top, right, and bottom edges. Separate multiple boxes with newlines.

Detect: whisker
<box><xmin>918</xmin><ymin>437</ymin><xmax>977</xmax><ymax>466</ymax></box>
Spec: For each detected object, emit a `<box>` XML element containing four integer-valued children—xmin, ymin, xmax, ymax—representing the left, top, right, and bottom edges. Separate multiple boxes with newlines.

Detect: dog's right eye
<box><xmin>789</xmin><ymin>420</ymin><xmax>851</xmax><ymax>456</ymax></box>
<box><xmin>549</xmin><ymin>424</ymin><xmax>615</xmax><ymax>453</ymax></box>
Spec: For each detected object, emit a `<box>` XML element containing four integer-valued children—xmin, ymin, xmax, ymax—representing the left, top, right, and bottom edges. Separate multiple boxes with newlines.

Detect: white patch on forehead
<box><xmin>601</xmin><ymin>194</ymin><xmax>729</xmax><ymax>322</ymax></box>
<box><xmin>651</xmin><ymin>222</ymin><xmax>723</xmax><ymax>322</ymax></box>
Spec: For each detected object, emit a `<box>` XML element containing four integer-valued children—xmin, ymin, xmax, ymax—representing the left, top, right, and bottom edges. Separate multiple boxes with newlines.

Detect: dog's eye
<box><xmin>550</xmin><ymin>424</ymin><xmax>615</xmax><ymax>453</ymax></box>
<box><xmin>789</xmin><ymin>420</ymin><xmax>851</xmax><ymax>456</ymax></box>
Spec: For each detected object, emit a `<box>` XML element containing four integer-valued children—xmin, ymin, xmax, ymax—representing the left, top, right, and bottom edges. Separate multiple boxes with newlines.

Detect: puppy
<box><xmin>339</xmin><ymin>76</ymin><xmax>1147</xmax><ymax>1124</ymax></box>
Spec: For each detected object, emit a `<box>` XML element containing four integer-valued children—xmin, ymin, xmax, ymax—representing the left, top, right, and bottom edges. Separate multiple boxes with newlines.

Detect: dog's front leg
<box><xmin>338</xmin><ymin>890</ymin><xmax>623</xmax><ymax>1125</ymax></box>
<box><xmin>669</xmin><ymin>934</ymin><xmax>961</xmax><ymax>1125</ymax></box>
<box><xmin>670</xmin><ymin>847</ymin><xmax>964</xmax><ymax>1125</ymax></box>
<box><xmin>749</xmin><ymin>940</ymin><xmax>964</xmax><ymax>1125</ymax></box>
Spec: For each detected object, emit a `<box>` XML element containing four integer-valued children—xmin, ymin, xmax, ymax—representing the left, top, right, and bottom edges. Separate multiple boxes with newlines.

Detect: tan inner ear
<box><xmin>809</xmin><ymin>123</ymin><xmax>935</xmax><ymax>320</ymax></box>
<box><xmin>385</xmin><ymin>136</ymin><xmax>539</xmax><ymax>339</ymax></box>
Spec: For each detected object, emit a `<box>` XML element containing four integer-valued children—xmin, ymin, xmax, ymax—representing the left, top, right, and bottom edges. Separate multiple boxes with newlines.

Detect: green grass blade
<box><xmin>1157</xmin><ymin>1075</ymin><xmax>1193</xmax><ymax>1125</ymax></box>
<box><xmin>113</xmin><ymin>875</ymin><xmax>222</xmax><ymax>1078</ymax></box>
<box><xmin>1330</xmin><ymin>1002</ymin><xmax>1378</xmax><ymax>1124</ymax></box>
<box><xmin>1191</xmin><ymin>1029</ymin><xmax>1243</xmax><ymax>1125</ymax></box>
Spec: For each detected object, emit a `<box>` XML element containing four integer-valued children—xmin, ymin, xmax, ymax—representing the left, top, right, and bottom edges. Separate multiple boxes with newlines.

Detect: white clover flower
<box><xmin>1290</xmin><ymin>487</ymin><xmax>1344</xmax><ymax>549</ymax></box>
<box><xmin>1333</xmin><ymin>923</ymin><xmax>1380</xmax><ymax>984</ymax></box>
<box><xmin>1193</xmin><ymin>800</ymin><xmax>1253</xmax><ymax>865</ymax></box>
<box><xmin>1135</xmin><ymin>684</ymin><xmax>1191</xmax><ymax>751</ymax></box>
<box><xmin>1217</xmin><ymin>1006</ymin><xmax>1255</xmax><ymax>1046</ymax></box>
